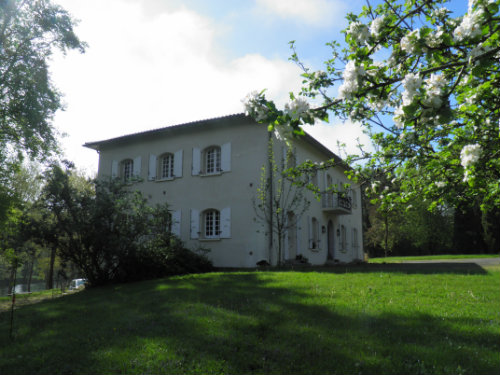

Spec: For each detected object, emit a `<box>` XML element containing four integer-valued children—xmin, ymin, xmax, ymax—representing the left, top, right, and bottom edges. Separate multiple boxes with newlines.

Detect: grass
<box><xmin>1</xmin><ymin>262</ymin><xmax>499</xmax><ymax>374</ymax></box>
<box><xmin>368</xmin><ymin>253</ymin><xmax>500</xmax><ymax>263</ymax></box>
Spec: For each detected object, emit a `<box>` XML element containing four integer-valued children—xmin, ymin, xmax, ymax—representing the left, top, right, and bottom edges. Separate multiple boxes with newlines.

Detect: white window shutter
<box><xmin>220</xmin><ymin>207</ymin><xmax>231</xmax><ymax>238</ymax></box>
<box><xmin>174</xmin><ymin>149</ymin><xmax>183</xmax><ymax>177</ymax></box>
<box><xmin>192</xmin><ymin>148</ymin><xmax>201</xmax><ymax>175</ymax></box>
<box><xmin>133</xmin><ymin>156</ymin><xmax>141</xmax><ymax>177</ymax></box>
<box><xmin>111</xmin><ymin>160</ymin><xmax>118</xmax><ymax>178</ymax></box>
<box><xmin>190</xmin><ymin>209</ymin><xmax>199</xmax><ymax>239</ymax></box>
<box><xmin>172</xmin><ymin>210</ymin><xmax>181</xmax><ymax>237</ymax></box>
<box><xmin>221</xmin><ymin>142</ymin><xmax>231</xmax><ymax>172</ymax></box>
<box><xmin>148</xmin><ymin>154</ymin><xmax>157</xmax><ymax>181</ymax></box>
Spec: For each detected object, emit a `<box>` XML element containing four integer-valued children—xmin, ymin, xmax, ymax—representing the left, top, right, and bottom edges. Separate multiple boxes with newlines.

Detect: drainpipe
<box><xmin>267</xmin><ymin>131</ymin><xmax>273</xmax><ymax>264</ymax></box>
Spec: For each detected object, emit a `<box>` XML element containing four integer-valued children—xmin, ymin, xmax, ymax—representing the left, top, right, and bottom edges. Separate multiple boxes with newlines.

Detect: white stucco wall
<box><xmin>91</xmin><ymin>115</ymin><xmax>364</xmax><ymax>267</ymax></box>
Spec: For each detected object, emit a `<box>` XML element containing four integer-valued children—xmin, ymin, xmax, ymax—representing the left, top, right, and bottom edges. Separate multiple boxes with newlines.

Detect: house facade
<box><xmin>84</xmin><ymin>114</ymin><xmax>364</xmax><ymax>267</ymax></box>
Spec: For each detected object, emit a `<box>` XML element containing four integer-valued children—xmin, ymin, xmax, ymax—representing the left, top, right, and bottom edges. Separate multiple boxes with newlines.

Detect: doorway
<box><xmin>327</xmin><ymin>220</ymin><xmax>334</xmax><ymax>260</ymax></box>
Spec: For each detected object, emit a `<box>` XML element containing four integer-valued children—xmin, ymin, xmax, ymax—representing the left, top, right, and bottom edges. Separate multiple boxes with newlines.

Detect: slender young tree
<box><xmin>253</xmin><ymin>137</ymin><xmax>310</xmax><ymax>265</ymax></box>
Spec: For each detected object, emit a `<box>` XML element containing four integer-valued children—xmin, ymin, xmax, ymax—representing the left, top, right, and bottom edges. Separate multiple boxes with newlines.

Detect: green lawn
<box><xmin>368</xmin><ymin>254</ymin><xmax>500</xmax><ymax>263</ymax></box>
<box><xmin>1</xmin><ymin>264</ymin><xmax>499</xmax><ymax>374</ymax></box>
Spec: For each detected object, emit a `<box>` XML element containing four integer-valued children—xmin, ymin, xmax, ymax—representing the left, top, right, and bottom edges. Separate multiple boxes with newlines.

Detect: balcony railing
<box><xmin>321</xmin><ymin>193</ymin><xmax>352</xmax><ymax>214</ymax></box>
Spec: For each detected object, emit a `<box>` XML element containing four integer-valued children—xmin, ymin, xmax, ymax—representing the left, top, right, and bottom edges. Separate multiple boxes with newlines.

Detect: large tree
<box><xmin>0</xmin><ymin>0</ymin><xmax>85</xmax><ymax>223</ymax></box>
<box><xmin>243</xmin><ymin>0</ymin><xmax>499</xmax><ymax>248</ymax></box>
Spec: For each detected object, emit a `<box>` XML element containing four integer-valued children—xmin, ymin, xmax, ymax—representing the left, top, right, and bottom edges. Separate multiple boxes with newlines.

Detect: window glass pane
<box><xmin>206</xmin><ymin>147</ymin><xmax>221</xmax><ymax>174</ymax></box>
<box><xmin>204</xmin><ymin>210</ymin><xmax>220</xmax><ymax>238</ymax></box>
<box><xmin>162</xmin><ymin>154</ymin><xmax>174</xmax><ymax>178</ymax></box>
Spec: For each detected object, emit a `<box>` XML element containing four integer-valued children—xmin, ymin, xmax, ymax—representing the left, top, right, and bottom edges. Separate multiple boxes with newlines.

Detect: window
<box><xmin>161</xmin><ymin>153</ymin><xmax>174</xmax><ymax>179</ymax></box>
<box><xmin>205</xmin><ymin>146</ymin><xmax>221</xmax><ymax>174</ymax></box>
<box><xmin>203</xmin><ymin>209</ymin><xmax>220</xmax><ymax>239</ymax></box>
<box><xmin>148</xmin><ymin>150</ymin><xmax>183</xmax><ymax>181</ymax></box>
<box><xmin>192</xmin><ymin>143</ymin><xmax>231</xmax><ymax>176</ymax></box>
<box><xmin>190</xmin><ymin>207</ymin><xmax>231</xmax><ymax>239</ymax></box>
<box><xmin>122</xmin><ymin>159</ymin><xmax>133</xmax><ymax>181</ymax></box>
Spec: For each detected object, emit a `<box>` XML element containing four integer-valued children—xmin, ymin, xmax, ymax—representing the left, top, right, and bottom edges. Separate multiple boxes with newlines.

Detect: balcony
<box><xmin>321</xmin><ymin>193</ymin><xmax>352</xmax><ymax>214</ymax></box>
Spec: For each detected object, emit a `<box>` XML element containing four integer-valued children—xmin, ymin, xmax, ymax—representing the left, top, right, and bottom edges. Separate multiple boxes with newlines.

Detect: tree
<box><xmin>243</xmin><ymin>0</ymin><xmax>499</xmax><ymax>249</ymax></box>
<box><xmin>0</xmin><ymin>0</ymin><xmax>85</xmax><ymax>224</ymax></box>
<box><xmin>37</xmin><ymin>163</ymin><xmax>212</xmax><ymax>286</ymax></box>
<box><xmin>253</xmin><ymin>136</ymin><xmax>310</xmax><ymax>265</ymax></box>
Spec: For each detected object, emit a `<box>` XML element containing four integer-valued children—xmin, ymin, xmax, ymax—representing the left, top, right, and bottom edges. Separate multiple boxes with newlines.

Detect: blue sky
<box><xmin>50</xmin><ymin>0</ymin><xmax>467</xmax><ymax>174</ymax></box>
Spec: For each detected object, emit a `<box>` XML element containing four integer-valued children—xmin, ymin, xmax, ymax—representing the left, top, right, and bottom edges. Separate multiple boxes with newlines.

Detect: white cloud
<box><xmin>302</xmin><ymin>120</ymin><xmax>374</xmax><ymax>163</ymax></box>
<box><xmin>51</xmin><ymin>0</ymin><xmax>304</xmax><ymax>174</ymax></box>
<box><xmin>255</xmin><ymin>0</ymin><xmax>346</xmax><ymax>28</ymax></box>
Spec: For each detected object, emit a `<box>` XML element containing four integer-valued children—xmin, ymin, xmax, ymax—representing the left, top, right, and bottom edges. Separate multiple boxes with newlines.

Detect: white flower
<box><xmin>348</xmin><ymin>21</ymin><xmax>370</xmax><ymax>45</ymax></box>
<box><xmin>400</xmin><ymin>29</ymin><xmax>420</xmax><ymax>54</ymax></box>
<box><xmin>454</xmin><ymin>8</ymin><xmax>483</xmax><ymax>41</ymax></box>
<box><xmin>369</xmin><ymin>17</ymin><xmax>384</xmax><ymax>37</ymax></box>
<box><xmin>402</xmin><ymin>73</ymin><xmax>422</xmax><ymax>106</ymax></box>
<box><xmin>435</xmin><ymin>181</ymin><xmax>446</xmax><ymax>188</ymax></box>
<box><xmin>426</xmin><ymin>26</ymin><xmax>444</xmax><ymax>48</ymax></box>
<box><xmin>284</xmin><ymin>97</ymin><xmax>310</xmax><ymax>120</ymax></box>
<box><xmin>393</xmin><ymin>106</ymin><xmax>405</xmax><ymax>129</ymax></box>
<box><xmin>338</xmin><ymin>61</ymin><xmax>365</xmax><ymax>99</ymax></box>
<box><xmin>460</xmin><ymin>144</ymin><xmax>481</xmax><ymax>169</ymax></box>
<box><xmin>241</xmin><ymin>91</ymin><xmax>268</xmax><ymax>122</ymax></box>
<box><xmin>423</xmin><ymin>73</ymin><xmax>447</xmax><ymax>109</ymax></box>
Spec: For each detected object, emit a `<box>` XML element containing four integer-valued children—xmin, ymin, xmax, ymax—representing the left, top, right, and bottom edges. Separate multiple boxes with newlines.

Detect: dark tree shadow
<box><xmin>0</xmin><ymin>271</ymin><xmax>498</xmax><ymax>374</ymax></box>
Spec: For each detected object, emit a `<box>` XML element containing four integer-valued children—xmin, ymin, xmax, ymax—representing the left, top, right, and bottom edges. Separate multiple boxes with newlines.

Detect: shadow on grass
<box><xmin>0</xmin><ymin>272</ymin><xmax>498</xmax><ymax>374</ymax></box>
<box><xmin>247</xmin><ymin>261</ymin><xmax>490</xmax><ymax>275</ymax></box>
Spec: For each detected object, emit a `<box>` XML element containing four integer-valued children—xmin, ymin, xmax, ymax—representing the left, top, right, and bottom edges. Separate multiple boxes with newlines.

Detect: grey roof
<box><xmin>83</xmin><ymin>113</ymin><xmax>346</xmax><ymax>166</ymax></box>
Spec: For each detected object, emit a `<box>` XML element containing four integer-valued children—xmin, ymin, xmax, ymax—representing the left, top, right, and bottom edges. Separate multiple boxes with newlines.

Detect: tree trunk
<box><xmin>384</xmin><ymin>214</ymin><xmax>389</xmax><ymax>258</ymax></box>
<box><xmin>47</xmin><ymin>246</ymin><xmax>56</xmax><ymax>290</ymax></box>
<box><xmin>27</xmin><ymin>260</ymin><xmax>34</xmax><ymax>293</ymax></box>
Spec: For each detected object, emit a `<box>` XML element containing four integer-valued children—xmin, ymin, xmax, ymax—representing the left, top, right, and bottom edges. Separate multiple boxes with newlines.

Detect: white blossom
<box><xmin>284</xmin><ymin>97</ymin><xmax>310</xmax><ymax>120</ymax></box>
<box><xmin>400</xmin><ymin>29</ymin><xmax>420</xmax><ymax>54</ymax></box>
<box><xmin>435</xmin><ymin>181</ymin><xmax>446</xmax><ymax>188</ymax></box>
<box><xmin>402</xmin><ymin>73</ymin><xmax>422</xmax><ymax>106</ymax></box>
<box><xmin>454</xmin><ymin>8</ymin><xmax>483</xmax><ymax>41</ymax></box>
<box><xmin>369</xmin><ymin>17</ymin><xmax>384</xmax><ymax>37</ymax></box>
<box><xmin>423</xmin><ymin>73</ymin><xmax>447</xmax><ymax>109</ymax></box>
<box><xmin>338</xmin><ymin>61</ymin><xmax>365</xmax><ymax>99</ymax></box>
<box><xmin>460</xmin><ymin>144</ymin><xmax>481</xmax><ymax>169</ymax></box>
<box><xmin>241</xmin><ymin>91</ymin><xmax>268</xmax><ymax>122</ymax></box>
<box><xmin>426</xmin><ymin>26</ymin><xmax>444</xmax><ymax>48</ymax></box>
<box><xmin>393</xmin><ymin>106</ymin><xmax>405</xmax><ymax>129</ymax></box>
<box><xmin>348</xmin><ymin>21</ymin><xmax>370</xmax><ymax>45</ymax></box>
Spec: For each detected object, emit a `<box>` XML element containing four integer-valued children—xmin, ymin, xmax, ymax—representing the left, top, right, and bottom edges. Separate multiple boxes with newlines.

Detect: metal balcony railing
<box><xmin>321</xmin><ymin>193</ymin><xmax>352</xmax><ymax>214</ymax></box>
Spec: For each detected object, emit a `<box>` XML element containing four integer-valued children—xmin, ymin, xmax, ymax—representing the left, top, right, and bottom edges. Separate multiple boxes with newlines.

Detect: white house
<box><xmin>84</xmin><ymin>114</ymin><xmax>364</xmax><ymax>267</ymax></box>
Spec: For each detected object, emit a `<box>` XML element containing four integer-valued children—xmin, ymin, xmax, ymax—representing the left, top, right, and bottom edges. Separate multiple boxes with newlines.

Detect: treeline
<box><xmin>362</xmin><ymin>182</ymin><xmax>500</xmax><ymax>258</ymax></box>
<box><xmin>0</xmin><ymin>162</ymin><xmax>212</xmax><ymax>294</ymax></box>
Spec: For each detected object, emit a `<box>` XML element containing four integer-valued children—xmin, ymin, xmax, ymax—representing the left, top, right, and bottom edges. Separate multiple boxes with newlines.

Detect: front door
<box><xmin>327</xmin><ymin>220</ymin><xmax>334</xmax><ymax>260</ymax></box>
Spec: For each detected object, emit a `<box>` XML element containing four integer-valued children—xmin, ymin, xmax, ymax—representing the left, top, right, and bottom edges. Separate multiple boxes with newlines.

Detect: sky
<box><xmin>48</xmin><ymin>0</ymin><xmax>377</xmax><ymax>175</ymax></box>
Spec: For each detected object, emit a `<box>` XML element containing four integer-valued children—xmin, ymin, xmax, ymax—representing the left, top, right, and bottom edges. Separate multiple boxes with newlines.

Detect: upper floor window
<box><xmin>192</xmin><ymin>143</ymin><xmax>231</xmax><ymax>176</ymax></box>
<box><xmin>205</xmin><ymin>146</ymin><xmax>221</xmax><ymax>174</ymax></box>
<box><xmin>161</xmin><ymin>153</ymin><xmax>174</xmax><ymax>179</ymax></box>
<box><xmin>111</xmin><ymin>156</ymin><xmax>141</xmax><ymax>181</ymax></box>
<box><xmin>122</xmin><ymin>159</ymin><xmax>133</xmax><ymax>181</ymax></box>
<box><xmin>148</xmin><ymin>150</ymin><xmax>183</xmax><ymax>181</ymax></box>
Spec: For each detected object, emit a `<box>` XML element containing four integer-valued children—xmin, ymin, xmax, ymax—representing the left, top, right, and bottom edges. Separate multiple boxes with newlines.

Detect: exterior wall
<box><xmin>275</xmin><ymin>135</ymin><xmax>364</xmax><ymax>265</ymax></box>
<box><xmin>92</xmin><ymin>115</ymin><xmax>364</xmax><ymax>267</ymax></box>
